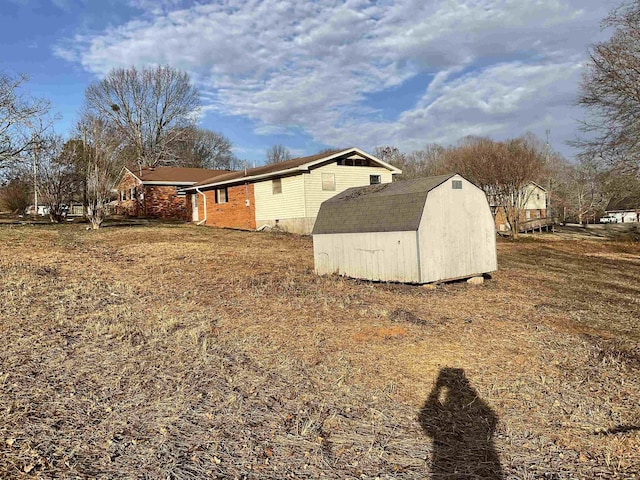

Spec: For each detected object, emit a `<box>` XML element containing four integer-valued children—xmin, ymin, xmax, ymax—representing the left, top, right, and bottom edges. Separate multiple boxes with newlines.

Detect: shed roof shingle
<box><xmin>312</xmin><ymin>174</ymin><xmax>455</xmax><ymax>235</ymax></box>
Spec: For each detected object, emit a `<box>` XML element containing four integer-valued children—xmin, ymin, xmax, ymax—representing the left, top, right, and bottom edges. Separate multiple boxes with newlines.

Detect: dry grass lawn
<box><xmin>0</xmin><ymin>223</ymin><xmax>638</xmax><ymax>479</ymax></box>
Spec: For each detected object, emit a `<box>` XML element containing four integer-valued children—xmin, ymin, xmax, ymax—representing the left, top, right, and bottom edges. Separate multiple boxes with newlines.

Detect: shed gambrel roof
<box><xmin>312</xmin><ymin>174</ymin><xmax>456</xmax><ymax>235</ymax></box>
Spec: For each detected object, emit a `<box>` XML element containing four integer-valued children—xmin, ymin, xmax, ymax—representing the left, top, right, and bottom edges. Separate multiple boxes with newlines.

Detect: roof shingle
<box><xmin>312</xmin><ymin>174</ymin><xmax>455</xmax><ymax>235</ymax></box>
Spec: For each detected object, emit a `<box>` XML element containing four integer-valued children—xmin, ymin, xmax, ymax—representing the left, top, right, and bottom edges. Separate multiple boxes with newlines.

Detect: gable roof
<box><xmin>312</xmin><ymin>174</ymin><xmax>455</xmax><ymax>235</ymax></box>
<box><xmin>124</xmin><ymin>166</ymin><xmax>231</xmax><ymax>185</ymax></box>
<box><xmin>605</xmin><ymin>194</ymin><xmax>640</xmax><ymax>212</ymax></box>
<box><xmin>187</xmin><ymin>147</ymin><xmax>402</xmax><ymax>190</ymax></box>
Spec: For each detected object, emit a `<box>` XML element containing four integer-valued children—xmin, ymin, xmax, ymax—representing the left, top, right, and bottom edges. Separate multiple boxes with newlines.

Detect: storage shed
<box><xmin>312</xmin><ymin>174</ymin><xmax>497</xmax><ymax>283</ymax></box>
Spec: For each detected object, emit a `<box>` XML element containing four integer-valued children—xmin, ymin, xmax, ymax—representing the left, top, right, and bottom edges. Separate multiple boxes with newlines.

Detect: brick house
<box><xmin>114</xmin><ymin>166</ymin><xmax>230</xmax><ymax>220</ymax></box>
<box><xmin>491</xmin><ymin>182</ymin><xmax>548</xmax><ymax>232</ymax></box>
<box><xmin>183</xmin><ymin>148</ymin><xmax>402</xmax><ymax>234</ymax></box>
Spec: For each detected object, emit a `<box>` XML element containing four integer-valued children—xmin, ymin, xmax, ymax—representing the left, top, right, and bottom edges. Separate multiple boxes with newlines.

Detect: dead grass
<box><xmin>0</xmin><ymin>224</ymin><xmax>638</xmax><ymax>479</ymax></box>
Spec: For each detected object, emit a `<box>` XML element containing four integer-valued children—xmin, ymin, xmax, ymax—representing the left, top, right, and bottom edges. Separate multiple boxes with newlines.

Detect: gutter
<box><xmin>195</xmin><ymin>187</ymin><xmax>207</xmax><ymax>226</ymax></box>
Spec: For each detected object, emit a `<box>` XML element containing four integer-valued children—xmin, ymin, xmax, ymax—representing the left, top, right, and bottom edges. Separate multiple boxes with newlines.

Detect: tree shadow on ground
<box><xmin>419</xmin><ymin>367</ymin><xmax>503</xmax><ymax>479</ymax></box>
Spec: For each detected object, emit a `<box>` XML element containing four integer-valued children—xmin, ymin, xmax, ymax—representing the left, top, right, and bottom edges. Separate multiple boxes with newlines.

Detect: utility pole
<box><xmin>82</xmin><ymin>126</ymin><xmax>88</xmax><ymax>216</ymax></box>
<box><xmin>33</xmin><ymin>141</ymin><xmax>39</xmax><ymax>215</ymax></box>
<box><xmin>545</xmin><ymin>129</ymin><xmax>551</xmax><ymax>220</ymax></box>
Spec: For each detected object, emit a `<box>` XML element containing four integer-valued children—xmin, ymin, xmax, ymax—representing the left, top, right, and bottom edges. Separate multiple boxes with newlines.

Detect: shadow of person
<box><xmin>419</xmin><ymin>368</ymin><xmax>503</xmax><ymax>479</ymax></box>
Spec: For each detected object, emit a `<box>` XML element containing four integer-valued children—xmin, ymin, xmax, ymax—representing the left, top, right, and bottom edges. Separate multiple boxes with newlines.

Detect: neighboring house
<box><xmin>183</xmin><ymin>148</ymin><xmax>402</xmax><ymax>234</ymax></box>
<box><xmin>604</xmin><ymin>195</ymin><xmax>640</xmax><ymax>223</ymax></box>
<box><xmin>115</xmin><ymin>166</ymin><xmax>230</xmax><ymax>220</ymax></box>
<box><xmin>491</xmin><ymin>182</ymin><xmax>548</xmax><ymax>232</ymax></box>
<box><xmin>312</xmin><ymin>174</ymin><xmax>497</xmax><ymax>283</ymax></box>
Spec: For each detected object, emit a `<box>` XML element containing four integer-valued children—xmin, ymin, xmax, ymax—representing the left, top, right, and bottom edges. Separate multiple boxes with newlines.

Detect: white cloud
<box><xmin>54</xmin><ymin>0</ymin><xmax>611</xmax><ymax>156</ymax></box>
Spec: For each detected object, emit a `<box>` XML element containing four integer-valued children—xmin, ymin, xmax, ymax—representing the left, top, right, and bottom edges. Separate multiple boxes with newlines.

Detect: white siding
<box><xmin>304</xmin><ymin>162</ymin><xmax>393</xmax><ymax>218</ymax></box>
<box><xmin>523</xmin><ymin>184</ymin><xmax>546</xmax><ymax>210</ymax></box>
<box><xmin>313</xmin><ymin>231</ymin><xmax>420</xmax><ymax>283</ymax></box>
<box><xmin>419</xmin><ymin>175</ymin><xmax>497</xmax><ymax>283</ymax></box>
<box><xmin>254</xmin><ymin>175</ymin><xmax>306</xmax><ymax>222</ymax></box>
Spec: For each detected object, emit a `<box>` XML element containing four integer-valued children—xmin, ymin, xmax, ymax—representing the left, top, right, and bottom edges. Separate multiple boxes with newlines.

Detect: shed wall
<box><xmin>419</xmin><ymin>175</ymin><xmax>497</xmax><ymax>283</ymax></box>
<box><xmin>313</xmin><ymin>231</ymin><xmax>419</xmax><ymax>282</ymax></box>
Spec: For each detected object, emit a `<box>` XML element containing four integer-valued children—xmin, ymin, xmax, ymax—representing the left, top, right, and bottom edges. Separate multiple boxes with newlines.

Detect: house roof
<box><xmin>312</xmin><ymin>174</ymin><xmax>455</xmax><ymax>235</ymax></box>
<box><xmin>125</xmin><ymin>166</ymin><xmax>231</xmax><ymax>185</ymax></box>
<box><xmin>187</xmin><ymin>147</ymin><xmax>402</xmax><ymax>190</ymax></box>
<box><xmin>605</xmin><ymin>195</ymin><xmax>640</xmax><ymax>212</ymax></box>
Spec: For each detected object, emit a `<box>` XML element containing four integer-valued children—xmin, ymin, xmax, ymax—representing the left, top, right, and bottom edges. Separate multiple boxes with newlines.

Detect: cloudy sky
<box><xmin>2</xmin><ymin>0</ymin><xmax>618</xmax><ymax>164</ymax></box>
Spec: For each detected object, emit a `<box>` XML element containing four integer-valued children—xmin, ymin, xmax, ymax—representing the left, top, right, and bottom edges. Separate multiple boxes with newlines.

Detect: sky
<box><xmin>1</xmin><ymin>0</ymin><xmax>618</xmax><ymax>165</ymax></box>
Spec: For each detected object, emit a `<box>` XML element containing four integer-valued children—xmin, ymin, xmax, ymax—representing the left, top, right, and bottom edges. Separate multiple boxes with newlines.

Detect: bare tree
<box><xmin>37</xmin><ymin>135</ymin><xmax>78</xmax><ymax>223</ymax></box>
<box><xmin>577</xmin><ymin>1</ymin><xmax>640</xmax><ymax>174</ymax></box>
<box><xmin>439</xmin><ymin>136</ymin><xmax>548</xmax><ymax>238</ymax></box>
<box><xmin>80</xmin><ymin>115</ymin><xmax>124</xmax><ymax>229</ymax></box>
<box><xmin>376</xmin><ymin>144</ymin><xmax>449</xmax><ymax>180</ymax></box>
<box><xmin>169</xmin><ymin>126</ymin><xmax>236</xmax><ymax>169</ymax></box>
<box><xmin>567</xmin><ymin>157</ymin><xmax>607</xmax><ymax>224</ymax></box>
<box><xmin>84</xmin><ymin>65</ymin><xmax>200</xmax><ymax>168</ymax></box>
<box><xmin>0</xmin><ymin>73</ymin><xmax>50</xmax><ymax>165</ymax></box>
<box><xmin>265</xmin><ymin>144</ymin><xmax>292</xmax><ymax>164</ymax></box>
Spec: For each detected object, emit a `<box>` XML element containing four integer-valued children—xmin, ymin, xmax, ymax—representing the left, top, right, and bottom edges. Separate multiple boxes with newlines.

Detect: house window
<box><xmin>131</xmin><ymin>187</ymin><xmax>136</xmax><ymax>199</ymax></box>
<box><xmin>526</xmin><ymin>210</ymin><xmax>531</xmax><ymax>220</ymax></box>
<box><xmin>120</xmin><ymin>190</ymin><xmax>125</xmax><ymax>201</ymax></box>
<box><xmin>216</xmin><ymin>188</ymin><xmax>228</xmax><ymax>204</ymax></box>
<box><xmin>452</xmin><ymin>180</ymin><xmax>462</xmax><ymax>189</ymax></box>
<box><xmin>322</xmin><ymin>173</ymin><xmax>336</xmax><ymax>191</ymax></box>
<box><xmin>272</xmin><ymin>178</ymin><xmax>282</xmax><ymax>194</ymax></box>
<box><xmin>370</xmin><ymin>175</ymin><xmax>381</xmax><ymax>185</ymax></box>
<box><xmin>536</xmin><ymin>210</ymin><xmax>541</xmax><ymax>219</ymax></box>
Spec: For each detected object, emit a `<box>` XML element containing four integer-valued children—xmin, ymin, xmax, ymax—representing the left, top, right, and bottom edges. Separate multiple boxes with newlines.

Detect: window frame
<box><xmin>322</xmin><ymin>173</ymin><xmax>336</xmax><ymax>191</ymax></box>
<box><xmin>272</xmin><ymin>178</ymin><xmax>282</xmax><ymax>195</ymax></box>
<box><xmin>369</xmin><ymin>175</ymin><xmax>381</xmax><ymax>185</ymax></box>
<box><xmin>216</xmin><ymin>187</ymin><xmax>228</xmax><ymax>204</ymax></box>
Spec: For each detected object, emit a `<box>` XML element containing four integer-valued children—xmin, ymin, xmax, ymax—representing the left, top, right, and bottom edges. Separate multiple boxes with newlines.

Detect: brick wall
<box><xmin>145</xmin><ymin>186</ymin><xmax>189</xmax><ymax>220</ymax></box>
<box><xmin>494</xmin><ymin>207</ymin><xmax>548</xmax><ymax>231</ymax></box>
<box><xmin>194</xmin><ymin>183</ymin><xmax>256</xmax><ymax>230</ymax></box>
<box><xmin>114</xmin><ymin>172</ymin><xmax>190</xmax><ymax>220</ymax></box>
<box><xmin>115</xmin><ymin>172</ymin><xmax>143</xmax><ymax>217</ymax></box>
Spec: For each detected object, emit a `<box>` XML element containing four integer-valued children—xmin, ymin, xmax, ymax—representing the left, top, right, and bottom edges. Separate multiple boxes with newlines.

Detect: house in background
<box><xmin>604</xmin><ymin>195</ymin><xmax>640</xmax><ymax>223</ymax></box>
<box><xmin>115</xmin><ymin>166</ymin><xmax>230</xmax><ymax>220</ymax></box>
<box><xmin>312</xmin><ymin>174</ymin><xmax>497</xmax><ymax>283</ymax></box>
<box><xmin>491</xmin><ymin>182</ymin><xmax>549</xmax><ymax>232</ymax></box>
<box><xmin>183</xmin><ymin>148</ymin><xmax>402</xmax><ymax>234</ymax></box>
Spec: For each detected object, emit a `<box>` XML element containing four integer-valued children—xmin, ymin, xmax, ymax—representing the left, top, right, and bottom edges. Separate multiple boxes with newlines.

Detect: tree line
<box><xmin>2</xmin><ymin>1</ymin><xmax>640</xmax><ymax>229</ymax></box>
<box><xmin>0</xmin><ymin>66</ymin><xmax>242</xmax><ymax>228</ymax></box>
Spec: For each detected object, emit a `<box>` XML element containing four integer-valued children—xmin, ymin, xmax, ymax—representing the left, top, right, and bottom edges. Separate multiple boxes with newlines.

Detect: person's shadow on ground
<box><xmin>419</xmin><ymin>367</ymin><xmax>503</xmax><ymax>479</ymax></box>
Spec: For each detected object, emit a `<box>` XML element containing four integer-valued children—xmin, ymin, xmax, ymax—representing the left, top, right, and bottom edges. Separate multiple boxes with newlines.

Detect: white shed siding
<box><xmin>418</xmin><ymin>176</ymin><xmax>497</xmax><ymax>283</ymax></box>
<box><xmin>313</xmin><ymin>231</ymin><xmax>419</xmax><ymax>283</ymax></box>
<box><xmin>304</xmin><ymin>162</ymin><xmax>393</xmax><ymax>218</ymax></box>
<box><xmin>254</xmin><ymin>175</ymin><xmax>306</xmax><ymax>221</ymax></box>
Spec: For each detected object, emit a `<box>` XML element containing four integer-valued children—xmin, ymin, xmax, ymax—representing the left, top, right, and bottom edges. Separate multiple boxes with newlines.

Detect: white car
<box><xmin>599</xmin><ymin>215</ymin><xmax>618</xmax><ymax>223</ymax></box>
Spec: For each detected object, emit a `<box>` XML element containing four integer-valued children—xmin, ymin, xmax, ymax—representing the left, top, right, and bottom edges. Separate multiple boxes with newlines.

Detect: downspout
<box><xmin>196</xmin><ymin>187</ymin><xmax>207</xmax><ymax>226</ymax></box>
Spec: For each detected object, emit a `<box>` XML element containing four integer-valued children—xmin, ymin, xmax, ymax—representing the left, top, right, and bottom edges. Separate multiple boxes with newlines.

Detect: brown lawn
<box><xmin>0</xmin><ymin>223</ymin><xmax>638</xmax><ymax>479</ymax></box>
